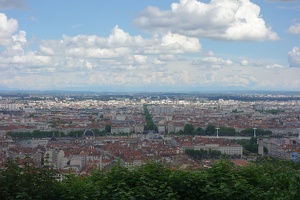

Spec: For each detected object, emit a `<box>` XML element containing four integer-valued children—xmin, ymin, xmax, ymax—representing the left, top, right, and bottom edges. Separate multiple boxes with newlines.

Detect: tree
<box><xmin>0</xmin><ymin>159</ymin><xmax>61</xmax><ymax>200</ymax></box>
<box><xmin>237</xmin><ymin>137</ymin><xmax>258</xmax><ymax>154</ymax></box>
<box><xmin>219</xmin><ymin>126</ymin><xmax>238</xmax><ymax>136</ymax></box>
<box><xmin>205</xmin><ymin>124</ymin><xmax>216</xmax><ymax>135</ymax></box>
<box><xmin>105</xmin><ymin>124</ymin><xmax>111</xmax><ymax>133</ymax></box>
<box><xmin>143</xmin><ymin>104</ymin><xmax>158</xmax><ymax>131</ymax></box>
<box><xmin>2</xmin><ymin>158</ymin><xmax>300</xmax><ymax>199</ymax></box>
<box><xmin>240</xmin><ymin>128</ymin><xmax>272</xmax><ymax>137</ymax></box>
<box><xmin>184</xmin><ymin>124</ymin><xmax>195</xmax><ymax>135</ymax></box>
<box><xmin>195</xmin><ymin>127</ymin><xmax>205</xmax><ymax>135</ymax></box>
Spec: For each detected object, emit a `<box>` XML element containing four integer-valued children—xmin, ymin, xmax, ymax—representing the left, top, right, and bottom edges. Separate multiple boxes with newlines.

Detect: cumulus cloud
<box><xmin>238</xmin><ymin>58</ymin><xmax>284</xmax><ymax>69</ymax></box>
<box><xmin>0</xmin><ymin>13</ymin><xmax>19</xmax><ymax>46</ymax></box>
<box><xmin>0</xmin><ymin>0</ymin><xmax>26</xmax><ymax>9</ymax></box>
<box><xmin>0</xmin><ymin>24</ymin><xmax>202</xmax><ymax>78</ymax></box>
<box><xmin>134</xmin><ymin>0</ymin><xmax>279</xmax><ymax>41</ymax></box>
<box><xmin>192</xmin><ymin>53</ymin><xmax>233</xmax><ymax>68</ymax></box>
<box><xmin>36</xmin><ymin>26</ymin><xmax>201</xmax><ymax>73</ymax></box>
<box><xmin>288</xmin><ymin>47</ymin><xmax>300</xmax><ymax>68</ymax></box>
<box><xmin>0</xmin><ymin>10</ymin><xmax>297</xmax><ymax>91</ymax></box>
<box><xmin>265</xmin><ymin>64</ymin><xmax>284</xmax><ymax>69</ymax></box>
<box><xmin>40</xmin><ymin>26</ymin><xmax>200</xmax><ymax>59</ymax></box>
<box><xmin>288</xmin><ymin>23</ymin><xmax>300</xmax><ymax>35</ymax></box>
<box><xmin>240</xmin><ymin>59</ymin><xmax>249</xmax><ymax>66</ymax></box>
<box><xmin>152</xmin><ymin>59</ymin><xmax>166</xmax><ymax>65</ymax></box>
<box><xmin>144</xmin><ymin>32</ymin><xmax>201</xmax><ymax>54</ymax></box>
<box><xmin>158</xmin><ymin>54</ymin><xmax>183</xmax><ymax>61</ymax></box>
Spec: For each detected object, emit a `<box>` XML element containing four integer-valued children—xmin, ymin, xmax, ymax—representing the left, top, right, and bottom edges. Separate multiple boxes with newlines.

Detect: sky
<box><xmin>0</xmin><ymin>0</ymin><xmax>300</xmax><ymax>92</ymax></box>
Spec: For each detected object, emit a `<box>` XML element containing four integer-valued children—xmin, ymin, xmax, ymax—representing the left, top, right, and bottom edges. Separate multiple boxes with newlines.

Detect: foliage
<box><xmin>2</xmin><ymin>158</ymin><xmax>300</xmax><ymax>199</ymax></box>
<box><xmin>240</xmin><ymin>128</ymin><xmax>272</xmax><ymax>137</ymax></box>
<box><xmin>143</xmin><ymin>105</ymin><xmax>158</xmax><ymax>131</ymax></box>
<box><xmin>7</xmin><ymin>130</ymin><xmax>65</xmax><ymax>139</ymax></box>
<box><xmin>169</xmin><ymin>125</ymin><xmax>272</xmax><ymax>137</ymax></box>
<box><xmin>183</xmin><ymin>124</ymin><xmax>195</xmax><ymax>135</ymax></box>
<box><xmin>105</xmin><ymin>124</ymin><xmax>111</xmax><ymax>133</ymax></box>
<box><xmin>218</xmin><ymin>126</ymin><xmax>238</xmax><ymax>136</ymax></box>
<box><xmin>195</xmin><ymin>127</ymin><xmax>205</xmax><ymax>135</ymax></box>
<box><xmin>237</xmin><ymin>137</ymin><xmax>258</xmax><ymax>154</ymax></box>
<box><xmin>264</xmin><ymin>109</ymin><xmax>285</xmax><ymax>114</ymax></box>
<box><xmin>0</xmin><ymin>159</ymin><xmax>61</xmax><ymax>200</ymax></box>
<box><xmin>205</xmin><ymin>124</ymin><xmax>216</xmax><ymax>135</ymax></box>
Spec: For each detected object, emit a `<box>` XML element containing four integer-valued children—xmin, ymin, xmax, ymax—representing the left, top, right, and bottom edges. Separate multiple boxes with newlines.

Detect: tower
<box><xmin>253</xmin><ymin>128</ymin><xmax>257</xmax><ymax>138</ymax></box>
<box><xmin>216</xmin><ymin>127</ymin><xmax>220</xmax><ymax>138</ymax></box>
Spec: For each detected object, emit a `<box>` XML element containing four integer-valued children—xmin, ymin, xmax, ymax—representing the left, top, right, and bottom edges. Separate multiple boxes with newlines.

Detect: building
<box><xmin>194</xmin><ymin>144</ymin><xmax>243</xmax><ymax>156</ymax></box>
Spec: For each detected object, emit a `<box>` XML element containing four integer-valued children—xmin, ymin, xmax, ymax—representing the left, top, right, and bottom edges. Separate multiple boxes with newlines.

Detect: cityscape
<box><xmin>0</xmin><ymin>91</ymin><xmax>300</xmax><ymax>176</ymax></box>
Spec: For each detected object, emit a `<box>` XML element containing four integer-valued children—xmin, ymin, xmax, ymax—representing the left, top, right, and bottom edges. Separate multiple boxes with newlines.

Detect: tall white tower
<box><xmin>216</xmin><ymin>127</ymin><xmax>220</xmax><ymax>138</ymax></box>
<box><xmin>253</xmin><ymin>128</ymin><xmax>257</xmax><ymax>138</ymax></box>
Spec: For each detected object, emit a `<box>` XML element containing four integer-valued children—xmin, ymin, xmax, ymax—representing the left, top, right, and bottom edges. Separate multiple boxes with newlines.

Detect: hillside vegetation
<box><xmin>1</xmin><ymin>158</ymin><xmax>300</xmax><ymax>200</ymax></box>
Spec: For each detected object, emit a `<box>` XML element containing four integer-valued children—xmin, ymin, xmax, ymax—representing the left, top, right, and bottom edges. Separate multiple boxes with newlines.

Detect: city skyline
<box><xmin>0</xmin><ymin>0</ymin><xmax>299</xmax><ymax>92</ymax></box>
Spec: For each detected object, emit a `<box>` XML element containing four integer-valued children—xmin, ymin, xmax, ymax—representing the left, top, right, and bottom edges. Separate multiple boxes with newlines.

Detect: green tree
<box><xmin>0</xmin><ymin>159</ymin><xmax>61</xmax><ymax>200</ymax></box>
<box><xmin>105</xmin><ymin>124</ymin><xmax>111</xmax><ymax>133</ymax></box>
<box><xmin>143</xmin><ymin>104</ymin><xmax>158</xmax><ymax>131</ymax></box>
<box><xmin>184</xmin><ymin>124</ymin><xmax>195</xmax><ymax>135</ymax></box>
<box><xmin>240</xmin><ymin>128</ymin><xmax>272</xmax><ymax>137</ymax></box>
<box><xmin>195</xmin><ymin>127</ymin><xmax>205</xmax><ymax>135</ymax></box>
<box><xmin>219</xmin><ymin>126</ymin><xmax>238</xmax><ymax>136</ymax></box>
<box><xmin>205</xmin><ymin>124</ymin><xmax>216</xmax><ymax>135</ymax></box>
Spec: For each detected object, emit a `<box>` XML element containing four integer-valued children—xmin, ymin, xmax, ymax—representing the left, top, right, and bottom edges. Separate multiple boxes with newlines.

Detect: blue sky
<box><xmin>0</xmin><ymin>0</ymin><xmax>299</xmax><ymax>92</ymax></box>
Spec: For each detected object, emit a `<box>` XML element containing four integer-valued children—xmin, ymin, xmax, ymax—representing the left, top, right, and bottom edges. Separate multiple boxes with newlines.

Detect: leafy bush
<box><xmin>1</xmin><ymin>158</ymin><xmax>300</xmax><ymax>199</ymax></box>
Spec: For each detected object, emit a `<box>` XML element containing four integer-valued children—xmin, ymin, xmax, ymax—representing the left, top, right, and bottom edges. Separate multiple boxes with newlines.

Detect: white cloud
<box><xmin>265</xmin><ymin>64</ymin><xmax>284</xmax><ymax>69</ymax></box>
<box><xmin>288</xmin><ymin>47</ymin><xmax>300</xmax><ymax>68</ymax></box>
<box><xmin>40</xmin><ymin>26</ymin><xmax>200</xmax><ymax>59</ymax></box>
<box><xmin>152</xmin><ymin>59</ymin><xmax>166</xmax><ymax>65</ymax></box>
<box><xmin>158</xmin><ymin>54</ymin><xmax>177</xmax><ymax>61</ymax></box>
<box><xmin>238</xmin><ymin>58</ymin><xmax>284</xmax><ymax>69</ymax></box>
<box><xmin>0</xmin><ymin>11</ymin><xmax>298</xmax><ymax>91</ymax></box>
<box><xmin>0</xmin><ymin>13</ymin><xmax>19</xmax><ymax>46</ymax></box>
<box><xmin>35</xmin><ymin>26</ymin><xmax>201</xmax><ymax>73</ymax></box>
<box><xmin>240</xmin><ymin>59</ymin><xmax>249</xmax><ymax>66</ymax></box>
<box><xmin>288</xmin><ymin>23</ymin><xmax>300</xmax><ymax>35</ymax></box>
<box><xmin>192</xmin><ymin>54</ymin><xmax>233</xmax><ymax>68</ymax></box>
<box><xmin>201</xmin><ymin>57</ymin><xmax>233</xmax><ymax>65</ymax></box>
<box><xmin>133</xmin><ymin>55</ymin><xmax>147</xmax><ymax>64</ymax></box>
<box><xmin>144</xmin><ymin>32</ymin><xmax>201</xmax><ymax>54</ymax></box>
<box><xmin>134</xmin><ymin>0</ymin><xmax>279</xmax><ymax>41</ymax></box>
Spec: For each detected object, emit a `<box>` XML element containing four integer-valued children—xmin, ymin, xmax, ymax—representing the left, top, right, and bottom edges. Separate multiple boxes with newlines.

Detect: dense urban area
<box><xmin>0</xmin><ymin>91</ymin><xmax>300</xmax><ymax>172</ymax></box>
<box><xmin>1</xmin><ymin>91</ymin><xmax>300</xmax><ymax>199</ymax></box>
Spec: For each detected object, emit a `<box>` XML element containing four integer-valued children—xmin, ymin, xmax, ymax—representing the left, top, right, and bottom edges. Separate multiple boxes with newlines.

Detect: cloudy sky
<box><xmin>0</xmin><ymin>0</ymin><xmax>299</xmax><ymax>92</ymax></box>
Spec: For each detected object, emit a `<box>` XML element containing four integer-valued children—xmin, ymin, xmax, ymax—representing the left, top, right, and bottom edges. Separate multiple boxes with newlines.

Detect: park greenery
<box><xmin>7</xmin><ymin>125</ymin><xmax>273</xmax><ymax>139</ymax></box>
<box><xmin>143</xmin><ymin>104</ymin><xmax>158</xmax><ymax>132</ymax></box>
<box><xmin>7</xmin><ymin>130</ymin><xmax>65</xmax><ymax>139</ymax></box>
<box><xmin>7</xmin><ymin>128</ymin><xmax>108</xmax><ymax>139</ymax></box>
<box><xmin>255</xmin><ymin>109</ymin><xmax>285</xmax><ymax>115</ymax></box>
<box><xmin>237</xmin><ymin>137</ymin><xmax>259</xmax><ymax>154</ymax></box>
<box><xmin>172</xmin><ymin>124</ymin><xmax>272</xmax><ymax>137</ymax></box>
<box><xmin>1</xmin><ymin>158</ymin><xmax>300</xmax><ymax>199</ymax></box>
